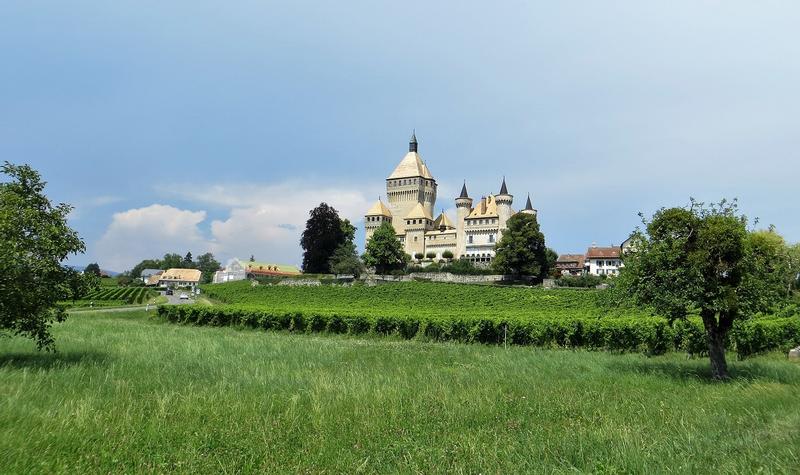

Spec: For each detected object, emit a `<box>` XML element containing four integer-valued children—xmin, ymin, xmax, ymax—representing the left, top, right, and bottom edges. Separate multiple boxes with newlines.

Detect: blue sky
<box><xmin>2</xmin><ymin>1</ymin><xmax>799</xmax><ymax>271</ymax></box>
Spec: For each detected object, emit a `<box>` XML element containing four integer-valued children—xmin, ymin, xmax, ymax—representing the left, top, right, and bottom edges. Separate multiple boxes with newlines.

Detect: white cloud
<box><xmin>94</xmin><ymin>183</ymin><xmax>375</xmax><ymax>271</ymax></box>
<box><xmin>95</xmin><ymin>204</ymin><xmax>212</xmax><ymax>271</ymax></box>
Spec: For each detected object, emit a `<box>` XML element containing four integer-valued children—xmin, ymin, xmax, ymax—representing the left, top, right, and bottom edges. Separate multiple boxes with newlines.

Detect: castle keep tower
<box><xmin>385</xmin><ymin>132</ymin><xmax>437</xmax><ymax>236</ymax></box>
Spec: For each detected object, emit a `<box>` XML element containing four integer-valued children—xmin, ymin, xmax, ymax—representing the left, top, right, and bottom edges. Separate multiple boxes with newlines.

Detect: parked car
<box><xmin>165</xmin><ymin>289</ymin><xmax>173</xmax><ymax>296</ymax></box>
<box><xmin>179</xmin><ymin>293</ymin><xmax>189</xmax><ymax>300</ymax></box>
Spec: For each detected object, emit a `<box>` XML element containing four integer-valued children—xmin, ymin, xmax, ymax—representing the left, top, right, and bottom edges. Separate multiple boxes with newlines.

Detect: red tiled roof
<box><xmin>556</xmin><ymin>254</ymin><xmax>585</xmax><ymax>267</ymax></box>
<box><xmin>586</xmin><ymin>247</ymin><xmax>621</xmax><ymax>259</ymax></box>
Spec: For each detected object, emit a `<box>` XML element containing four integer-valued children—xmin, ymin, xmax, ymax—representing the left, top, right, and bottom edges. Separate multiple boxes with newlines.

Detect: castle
<box><xmin>364</xmin><ymin>133</ymin><xmax>537</xmax><ymax>264</ymax></box>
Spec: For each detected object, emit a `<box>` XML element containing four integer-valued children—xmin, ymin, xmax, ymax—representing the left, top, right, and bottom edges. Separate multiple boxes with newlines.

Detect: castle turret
<box><xmin>496</xmin><ymin>177</ymin><xmax>514</xmax><ymax>236</ymax></box>
<box><xmin>364</xmin><ymin>198</ymin><xmax>393</xmax><ymax>246</ymax></box>
<box><xmin>455</xmin><ymin>181</ymin><xmax>473</xmax><ymax>258</ymax></box>
<box><xmin>520</xmin><ymin>193</ymin><xmax>537</xmax><ymax>216</ymax></box>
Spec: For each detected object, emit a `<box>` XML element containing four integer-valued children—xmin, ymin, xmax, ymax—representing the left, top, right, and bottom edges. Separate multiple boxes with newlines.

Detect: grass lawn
<box><xmin>1</xmin><ymin>311</ymin><xmax>799</xmax><ymax>473</ymax></box>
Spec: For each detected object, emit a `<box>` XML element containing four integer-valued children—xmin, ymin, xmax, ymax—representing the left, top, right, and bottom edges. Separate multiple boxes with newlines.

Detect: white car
<box><xmin>179</xmin><ymin>293</ymin><xmax>189</xmax><ymax>300</ymax></box>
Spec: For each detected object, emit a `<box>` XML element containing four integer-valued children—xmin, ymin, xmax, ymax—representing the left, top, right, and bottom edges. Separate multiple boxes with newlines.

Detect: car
<box><xmin>165</xmin><ymin>289</ymin><xmax>173</xmax><ymax>296</ymax></box>
<box><xmin>179</xmin><ymin>293</ymin><xmax>189</xmax><ymax>300</ymax></box>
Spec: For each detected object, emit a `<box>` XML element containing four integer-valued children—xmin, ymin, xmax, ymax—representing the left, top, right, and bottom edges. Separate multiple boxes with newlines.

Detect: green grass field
<box><xmin>2</xmin><ymin>311</ymin><xmax>799</xmax><ymax>473</ymax></box>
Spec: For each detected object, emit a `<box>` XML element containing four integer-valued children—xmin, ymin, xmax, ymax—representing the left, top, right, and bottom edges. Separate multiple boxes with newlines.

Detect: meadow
<box><xmin>1</xmin><ymin>310</ymin><xmax>799</xmax><ymax>473</ymax></box>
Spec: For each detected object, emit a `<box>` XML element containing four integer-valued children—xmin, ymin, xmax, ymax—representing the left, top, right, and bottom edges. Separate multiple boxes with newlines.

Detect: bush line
<box><xmin>156</xmin><ymin>305</ymin><xmax>800</xmax><ymax>358</ymax></box>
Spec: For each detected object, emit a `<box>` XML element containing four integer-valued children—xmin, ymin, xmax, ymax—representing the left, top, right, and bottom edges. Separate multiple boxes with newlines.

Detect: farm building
<box><xmin>555</xmin><ymin>254</ymin><xmax>585</xmax><ymax>276</ymax></box>
<box><xmin>140</xmin><ymin>268</ymin><xmax>163</xmax><ymax>284</ymax></box>
<box><xmin>159</xmin><ymin>268</ymin><xmax>202</xmax><ymax>289</ymax></box>
<box><xmin>585</xmin><ymin>245</ymin><xmax>622</xmax><ymax>276</ymax></box>
<box><xmin>212</xmin><ymin>258</ymin><xmax>301</xmax><ymax>283</ymax></box>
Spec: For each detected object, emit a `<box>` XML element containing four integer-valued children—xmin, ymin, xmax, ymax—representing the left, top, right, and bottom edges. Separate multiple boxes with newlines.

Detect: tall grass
<box><xmin>1</xmin><ymin>311</ymin><xmax>799</xmax><ymax>473</ymax></box>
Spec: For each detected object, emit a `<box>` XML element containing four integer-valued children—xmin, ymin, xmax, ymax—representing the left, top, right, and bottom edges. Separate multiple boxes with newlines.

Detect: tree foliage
<box><xmin>0</xmin><ymin>162</ymin><xmax>89</xmax><ymax>349</ymax></box>
<box><xmin>329</xmin><ymin>241</ymin><xmax>363</xmax><ymax>278</ymax></box>
<box><xmin>492</xmin><ymin>213</ymin><xmax>549</xmax><ymax>277</ymax></box>
<box><xmin>196</xmin><ymin>252</ymin><xmax>221</xmax><ymax>284</ymax></box>
<box><xmin>300</xmin><ymin>203</ymin><xmax>348</xmax><ymax>273</ymax></box>
<box><xmin>363</xmin><ymin>222</ymin><xmax>407</xmax><ymax>274</ymax></box>
<box><xmin>619</xmin><ymin>199</ymin><xmax>794</xmax><ymax>379</ymax></box>
<box><xmin>84</xmin><ymin>262</ymin><xmax>101</xmax><ymax>277</ymax></box>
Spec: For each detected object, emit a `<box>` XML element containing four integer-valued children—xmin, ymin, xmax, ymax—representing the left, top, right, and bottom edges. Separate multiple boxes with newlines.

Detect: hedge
<box><xmin>157</xmin><ymin>305</ymin><xmax>800</xmax><ymax>358</ymax></box>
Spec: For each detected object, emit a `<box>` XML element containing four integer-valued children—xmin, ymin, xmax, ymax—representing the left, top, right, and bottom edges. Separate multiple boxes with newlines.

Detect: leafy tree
<box><xmin>0</xmin><ymin>162</ymin><xmax>88</xmax><ymax>350</ymax></box>
<box><xmin>196</xmin><ymin>252</ymin><xmax>221</xmax><ymax>284</ymax></box>
<box><xmin>130</xmin><ymin>259</ymin><xmax>162</xmax><ymax>278</ymax></box>
<box><xmin>341</xmin><ymin>219</ymin><xmax>356</xmax><ymax>244</ymax></box>
<box><xmin>161</xmin><ymin>253</ymin><xmax>183</xmax><ymax>269</ymax></box>
<box><xmin>619</xmin><ymin>199</ymin><xmax>792</xmax><ymax>380</ymax></box>
<box><xmin>182</xmin><ymin>251</ymin><xmax>194</xmax><ymax>268</ymax></box>
<box><xmin>300</xmin><ymin>203</ymin><xmax>347</xmax><ymax>273</ymax></box>
<box><xmin>84</xmin><ymin>262</ymin><xmax>101</xmax><ymax>277</ymax></box>
<box><xmin>363</xmin><ymin>222</ymin><xmax>407</xmax><ymax>274</ymax></box>
<box><xmin>442</xmin><ymin>250</ymin><xmax>454</xmax><ymax>260</ymax></box>
<box><xmin>329</xmin><ymin>241</ymin><xmax>364</xmax><ymax>278</ymax></box>
<box><xmin>492</xmin><ymin>213</ymin><xmax>548</xmax><ymax>277</ymax></box>
<box><xmin>545</xmin><ymin>248</ymin><xmax>558</xmax><ymax>277</ymax></box>
<box><xmin>414</xmin><ymin>252</ymin><xmax>424</xmax><ymax>260</ymax></box>
<box><xmin>425</xmin><ymin>251</ymin><xmax>436</xmax><ymax>259</ymax></box>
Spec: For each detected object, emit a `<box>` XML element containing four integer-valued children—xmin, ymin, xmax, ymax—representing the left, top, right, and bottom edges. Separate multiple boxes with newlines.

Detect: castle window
<box><xmin>414</xmin><ymin>236</ymin><xmax>418</xmax><ymax>242</ymax></box>
<box><xmin>468</xmin><ymin>235</ymin><xmax>473</xmax><ymax>244</ymax></box>
<box><xmin>489</xmin><ymin>234</ymin><xmax>495</xmax><ymax>243</ymax></box>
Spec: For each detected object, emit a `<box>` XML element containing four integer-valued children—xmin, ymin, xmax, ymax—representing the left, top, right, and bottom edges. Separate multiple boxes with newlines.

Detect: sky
<box><xmin>2</xmin><ymin>1</ymin><xmax>799</xmax><ymax>272</ymax></box>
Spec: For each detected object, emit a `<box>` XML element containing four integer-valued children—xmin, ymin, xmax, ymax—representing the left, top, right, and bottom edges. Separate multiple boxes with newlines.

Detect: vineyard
<box><xmin>67</xmin><ymin>287</ymin><xmax>157</xmax><ymax>308</ymax></box>
<box><xmin>158</xmin><ymin>281</ymin><xmax>800</xmax><ymax>357</ymax></box>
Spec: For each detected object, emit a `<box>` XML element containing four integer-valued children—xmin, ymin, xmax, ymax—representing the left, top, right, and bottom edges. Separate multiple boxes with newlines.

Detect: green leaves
<box><xmin>363</xmin><ymin>222</ymin><xmax>406</xmax><ymax>274</ymax></box>
<box><xmin>0</xmin><ymin>162</ymin><xmax>87</xmax><ymax>350</ymax></box>
<box><xmin>492</xmin><ymin>213</ymin><xmax>548</xmax><ymax>277</ymax></box>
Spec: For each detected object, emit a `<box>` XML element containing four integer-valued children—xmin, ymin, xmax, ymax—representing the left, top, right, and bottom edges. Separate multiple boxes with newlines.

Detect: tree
<box><xmin>619</xmin><ymin>199</ymin><xmax>791</xmax><ymax>380</ymax></box>
<box><xmin>545</xmin><ymin>248</ymin><xmax>558</xmax><ymax>277</ymax></box>
<box><xmin>84</xmin><ymin>262</ymin><xmax>101</xmax><ymax>277</ymax></box>
<box><xmin>129</xmin><ymin>259</ymin><xmax>161</xmax><ymax>279</ymax></box>
<box><xmin>162</xmin><ymin>253</ymin><xmax>183</xmax><ymax>269</ymax></box>
<box><xmin>182</xmin><ymin>251</ymin><xmax>194</xmax><ymax>268</ymax></box>
<box><xmin>300</xmin><ymin>203</ymin><xmax>347</xmax><ymax>273</ymax></box>
<box><xmin>363</xmin><ymin>222</ymin><xmax>407</xmax><ymax>274</ymax></box>
<box><xmin>442</xmin><ymin>250</ymin><xmax>454</xmax><ymax>260</ymax></box>
<box><xmin>0</xmin><ymin>162</ymin><xmax>88</xmax><ymax>350</ymax></box>
<box><xmin>492</xmin><ymin>213</ymin><xmax>548</xmax><ymax>277</ymax></box>
<box><xmin>329</xmin><ymin>241</ymin><xmax>364</xmax><ymax>278</ymax></box>
<box><xmin>425</xmin><ymin>251</ymin><xmax>436</xmax><ymax>259</ymax></box>
<box><xmin>196</xmin><ymin>252</ymin><xmax>221</xmax><ymax>284</ymax></box>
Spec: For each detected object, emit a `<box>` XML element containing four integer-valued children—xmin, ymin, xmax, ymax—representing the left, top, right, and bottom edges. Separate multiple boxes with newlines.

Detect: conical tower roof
<box><xmin>458</xmin><ymin>181</ymin><xmax>469</xmax><ymax>199</ymax></box>
<box><xmin>365</xmin><ymin>199</ymin><xmax>392</xmax><ymax>217</ymax></box>
<box><xmin>433</xmin><ymin>210</ymin><xmax>455</xmax><ymax>230</ymax></box>
<box><xmin>499</xmin><ymin>177</ymin><xmax>509</xmax><ymax>195</ymax></box>
<box><xmin>404</xmin><ymin>202</ymin><xmax>433</xmax><ymax>220</ymax></box>
<box><xmin>524</xmin><ymin>193</ymin><xmax>533</xmax><ymax>211</ymax></box>
<box><xmin>388</xmin><ymin>152</ymin><xmax>434</xmax><ymax>179</ymax></box>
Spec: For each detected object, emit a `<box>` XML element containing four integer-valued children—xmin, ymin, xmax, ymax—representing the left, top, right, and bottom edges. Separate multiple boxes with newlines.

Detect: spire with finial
<box><xmin>459</xmin><ymin>180</ymin><xmax>469</xmax><ymax>199</ymax></box>
<box><xmin>524</xmin><ymin>193</ymin><xmax>533</xmax><ymax>211</ymax></box>
<box><xmin>499</xmin><ymin>176</ymin><xmax>508</xmax><ymax>195</ymax></box>
<box><xmin>409</xmin><ymin>129</ymin><xmax>418</xmax><ymax>153</ymax></box>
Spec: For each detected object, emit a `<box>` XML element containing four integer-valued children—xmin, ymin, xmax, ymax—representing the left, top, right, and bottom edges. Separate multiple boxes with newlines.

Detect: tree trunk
<box><xmin>701</xmin><ymin>310</ymin><xmax>730</xmax><ymax>380</ymax></box>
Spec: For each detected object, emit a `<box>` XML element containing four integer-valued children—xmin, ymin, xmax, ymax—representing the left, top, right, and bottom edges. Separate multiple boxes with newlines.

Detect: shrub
<box><xmin>414</xmin><ymin>252</ymin><xmax>424</xmax><ymax>260</ymax></box>
<box><xmin>425</xmin><ymin>252</ymin><xmax>436</xmax><ymax>259</ymax></box>
<box><xmin>442</xmin><ymin>250</ymin><xmax>454</xmax><ymax>260</ymax></box>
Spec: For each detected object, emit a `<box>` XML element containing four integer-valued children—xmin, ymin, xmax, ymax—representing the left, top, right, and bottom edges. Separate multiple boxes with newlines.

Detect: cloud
<box><xmin>93</xmin><ymin>182</ymin><xmax>375</xmax><ymax>271</ymax></box>
<box><xmin>201</xmin><ymin>182</ymin><xmax>373</xmax><ymax>264</ymax></box>
<box><xmin>95</xmin><ymin>204</ymin><xmax>212</xmax><ymax>271</ymax></box>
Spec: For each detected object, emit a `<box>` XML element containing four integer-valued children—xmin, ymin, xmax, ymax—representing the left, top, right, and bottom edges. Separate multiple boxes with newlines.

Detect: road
<box><xmin>68</xmin><ymin>291</ymin><xmax>198</xmax><ymax>314</ymax></box>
